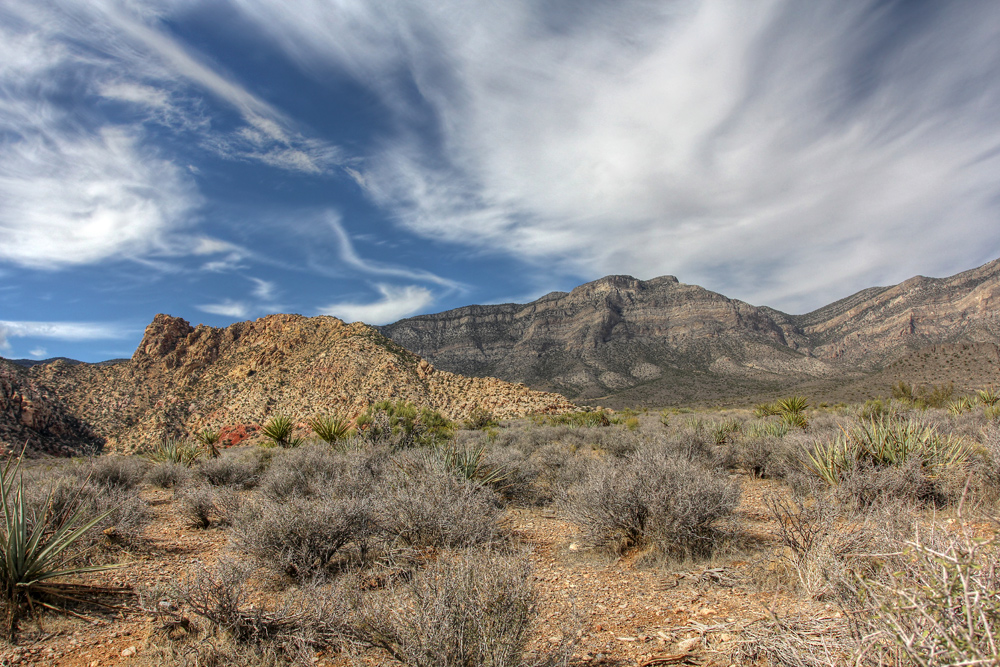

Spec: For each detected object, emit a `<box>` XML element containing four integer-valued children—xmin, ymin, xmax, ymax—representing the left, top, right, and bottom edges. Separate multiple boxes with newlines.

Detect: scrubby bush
<box><xmin>563</xmin><ymin>446</ymin><xmax>739</xmax><ymax>557</ymax></box>
<box><xmin>179</xmin><ymin>484</ymin><xmax>218</xmax><ymax>529</ymax></box>
<box><xmin>379</xmin><ymin>455</ymin><xmax>504</xmax><ymax>549</ymax></box>
<box><xmin>260</xmin><ymin>444</ymin><xmax>384</xmax><ymax>499</ymax></box>
<box><xmin>345</xmin><ymin>549</ymin><xmax>535</xmax><ymax>667</ymax></box>
<box><xmin>196</xmin><ymin>447</ymin><xmax>270</xmax><ymax>489</ymax></box>
<box><xmin>146</xmin><ymin>461</ymin><xmax>190</xmax><ymax>488</ymax></box>
<box><xmin>231</xmin><ymin>490</ymin><xmax>378</xmax><ymax>579</ymax></box>
<box><xmin>357</xmin><ymin>400</ymin><xmax>454</xmax><ymax>447</ymax></box>
<box><xmin>81</xmin><ymin>454</ymin><xmax>148</xmax><ymax>490</ymax></box>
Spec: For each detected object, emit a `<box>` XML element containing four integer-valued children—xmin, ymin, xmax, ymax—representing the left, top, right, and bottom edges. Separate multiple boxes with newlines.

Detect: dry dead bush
<box><xmin>231</xmin><ymin>488</ymin><xmax>378</xmax><ymax>579</ymax></box>
<box><xmin>78</xmin><ymin>454</ymin><xmax>148</xmax><ymax>491</ymax></box>
<box><xmin>146</xmin><ymin>461</ymin><xmax>191</xmax><ymax>488</ymax></box>
<box><xmin>563</xmin><ymin>446</ymin><xmax>739</xmax><ymax>557</ymax></box>
<box><xmin>178</xmin><ymin>484</ymin><xmax>218</xmax><ymax>529</ymax></box>
<box><xmin>378</xmin><ymin>454</ymin><xmax>505</xmax><ymax>549</ymax></box>
<box><xmin>342</xmin><ymin>548</ymin><xmax>535</xmax><ymax>667</ymax></box>
<box><xmin>195</xmin><ymin>447</ymin><xmax>270</xmax><ymax>489</ymax></box>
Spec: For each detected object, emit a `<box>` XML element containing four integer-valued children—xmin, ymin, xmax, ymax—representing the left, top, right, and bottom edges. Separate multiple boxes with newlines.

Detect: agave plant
<box><xmin>309</xmin><ymin>414</ymin><xmax>353</xmax><ymax>444</ymax></box>
<box><xmin>753</xmin><ymin>402</ymin><xmax>781</xmax><ymax>418</ymax></box>
<box><xmin>261</xmin><ymin>416</ymin><xmax>303</xmax><ymax>448</ymax></box>
<box><xmin>0</xmin><ymin>457</ymin><xmax>120</xmax><ymax>639</ymax></box>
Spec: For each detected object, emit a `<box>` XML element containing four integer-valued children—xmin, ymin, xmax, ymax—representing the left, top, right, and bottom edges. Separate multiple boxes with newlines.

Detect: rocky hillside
<box><xmin>0</xmin><ymin>359</ymin><xmax>102</xmax><ymax>457</ymax></box>
<box><xmin>381</xmin><ymin>259</ymin><xmax>1000</xmax><ymax>405</ymax></box>
<box><xmin>15</xmin><ymin>314</ymin><xmax>574</xmax><ymax>454</ymax></box>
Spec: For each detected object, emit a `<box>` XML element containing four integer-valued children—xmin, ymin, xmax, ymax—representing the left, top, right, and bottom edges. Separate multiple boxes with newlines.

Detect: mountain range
<box><xmin>380</xmin><ymin>258</ymin><xmax>1000</xmax><ymax>406</ymax></box>
<box><xmin>3</xmin><ymin>257</ymin><xmax>999</xmax><ymax>455</ymax></box>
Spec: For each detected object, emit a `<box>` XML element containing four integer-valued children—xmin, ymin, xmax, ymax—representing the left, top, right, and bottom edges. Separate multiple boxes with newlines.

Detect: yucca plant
<box><xmin>261</xmin><ymin>416</ymin><xmax>303</xmax><ymax>448</ymax></box>
<box><xmin>1</xmin><ymin>457</ymin><xmax>120</xmax><ymax>639</ymax></box>
<box><xmin>309</xmin><ymin>414</ymin><xmax>353</xmax><ymax>444</ymax></box>
<box><xmin>947</xmin><ymin>396</ymin><xmax>976</xmax><ymax>416</ymax></box>
<box><xmin>438</xmin><ymin>443</ymin><xmax>512</xmax><ymax>490</ymax></box>
<box><xmin>979</xmin><ymin>387</ymin><xmax>1000</xmax><ymax>407</ymax></box>
<box><xmin>711</xmin><ymin>418</ymin><xmax>741</xmax><ymax>445</ymax></box>
<box><xmin>194</xmin><ymin>428</ymin><xmax>222</xmax><ymax>458</ymax></box>
<box><xmin>744</xmin><ymin>420</ymin><xmax>790</xmax><ymax>439</ymax></box>
<box><xmin>777</xmin><ymin>396</ymin><xmax>809</xmax><ymax>415</ymax></box>
<box><xmin>803</xmin><ymin>419</ymin><xmax>971</xmax><ymax>486</ymax></box>
<box><xmin>145</xmin><ymin>438</ymin><xmax>201</xmax><ymax>466</ymax></box>
<box><xmin>753</xmin><ymin>402</ymin><xmax>781</xmax><ymax>418</ymax></box>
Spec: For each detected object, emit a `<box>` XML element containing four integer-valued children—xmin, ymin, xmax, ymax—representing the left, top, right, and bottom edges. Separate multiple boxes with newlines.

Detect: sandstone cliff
<box><xmin>18</xmin><ymin>314</ymin><xmax>574</xmax><ymax>454</ymax></box>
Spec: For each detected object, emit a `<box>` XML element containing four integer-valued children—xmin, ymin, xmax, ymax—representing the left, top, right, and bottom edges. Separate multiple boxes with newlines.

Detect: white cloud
<box><xmin>326</xmin><ymin>212</ymin><xmax>462</xmax><ymax>290</ymax></box>
<box><xmin>29</xmin><ymin>348</ymin><xmax>47</xmax><ymax>358</ymax></box>
<box><xmin>233</xmin><ymin>0</ymin><xmax>1000</xmax><ymax>311</ymax></box>
<box><xmin>0</xmin><ymin>126</ymin><xmax>199</xmax><ymax>268</ymax></box>
<box><xmin>319</xmin><ymin>283</ymin><xmax>434</xmax><ymax>325</ymax></box>
<box><xmin>196</xmin><ymin>300</ymin><xmax>251</xmax><ymax>318</ymax></box>
<box><xmin>249</xmin><ymin>278</ymin><xmax>278</xmax><ymax>301</ymax></box>
<box><xmin>0</xmin><ymin>321</ymin><xmax>129</xmax><ymax>341</ymax></box>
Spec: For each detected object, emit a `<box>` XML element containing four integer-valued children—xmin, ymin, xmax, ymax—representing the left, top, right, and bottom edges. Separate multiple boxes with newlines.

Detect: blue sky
<box><xmin>2</xmin><ymin>0</ymin><xmax>1000</xmax><ymax>362</ymax></box>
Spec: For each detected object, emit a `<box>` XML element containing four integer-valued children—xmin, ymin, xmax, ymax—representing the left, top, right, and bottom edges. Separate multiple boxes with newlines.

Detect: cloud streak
<box><xmin>318</xmin><ymin>283</ymin><xmax>434</xmax><ymax>325</ymax></box>
<box><xmin>233</xmin><ymin>0</ymin><xmax>1000</xmax><ymax>312</ymax></box>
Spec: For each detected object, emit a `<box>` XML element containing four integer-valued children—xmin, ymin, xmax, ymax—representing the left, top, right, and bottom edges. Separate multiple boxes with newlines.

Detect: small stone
<box><xmin>677</xmin><ymin>637</ymin><xmax>700</xmax><ymax>652</ymax></box>
<box><xmin>121</xmin><ymin>646</ymin><xmax>137</xmax><ymax>658</ymax></box>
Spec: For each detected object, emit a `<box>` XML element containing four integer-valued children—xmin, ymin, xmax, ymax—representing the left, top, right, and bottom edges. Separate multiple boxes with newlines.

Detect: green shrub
<box><xmin>462</xmin><ymin>407</ymin><xmax>498</xmax><ymax>430</ymax></box>
<box><xmin>357</xmin><ymin>400</ymin><xmax>453</xmax><ymax>447</ymax></box>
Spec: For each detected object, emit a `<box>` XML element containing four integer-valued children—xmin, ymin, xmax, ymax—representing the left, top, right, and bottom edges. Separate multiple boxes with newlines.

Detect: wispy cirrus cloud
<box><xmin>318</xmin><ymin>283</ymin><xmax>434</xmax><ymax>325</ymax></box>
<box><xmin>233</xmin><ymin>0</ymin><xmax>1000</xmax><ymax>312</ymax></box>
<box><xmin>0</xmin><ymin>320</ymin><xmax>131</xmax><ymax>352</ymax></box>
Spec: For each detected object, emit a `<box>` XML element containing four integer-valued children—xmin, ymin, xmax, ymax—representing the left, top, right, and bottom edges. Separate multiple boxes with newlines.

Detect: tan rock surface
<box><xmin>26</xmin><ymin>314</ymin><xmax>575</xmax><ymax>453</ymax></box>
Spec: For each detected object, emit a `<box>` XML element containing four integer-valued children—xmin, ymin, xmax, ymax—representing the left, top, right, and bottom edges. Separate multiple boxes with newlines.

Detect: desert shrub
<box><xmin>80</xmin><ymin>454</ymin><xmax>148</xmax><ymax>491</ymax></box>
<box><xmin>593</xmin><ymin>428</ymin><xmax>643</xmax><ymax>458</ymax></box>
<box><xmin>563</xmin><ymin>446</ymin><xmax>739</xmax><ymax>557</ymax></box>
<box><xmin>476</xmin><ymin>444</ymin><xmax>543</xmax><ymax>506</ymax></box>
<box><xmin>662</xmin><ymin>421</ymin><xmax>716</xmax><ymax>464</ymax></box>
<box><xmin>146</xmin><ymin>461</ymin><xmax>190</xmax><ymax>489</ymax></box>
<box><xmin>357</xmin><ymin>400</ymin><xmax>454</xmax><ymax>447</ymax></box>
<box><xmin>727</xmin><ymin>434</ymin><xmax>781</xmax><ymax>478</ymax></box>
<box><xmin>857</xmin><ymin>398</ymin><xmax>899</xmax><ymax>421</ymax></box>
<box><xmin>536</xmin><ymin>409</ymin><xmax>619</xmax><ymax>428</ymax></box>
<box><xmin>179</xmin><ymin>484</ymin><xmax>217</xmax><ymax>529</ymax></box>
<box><xmin>462</xmin><ymin>407</ymin><xmax>498</xmax><ymax>430</ymax></box>
<box><xmin>346</xmin><ymin>549</ymin><xmax>534</xmax><ymax>667</ymax></box>
<box><xmin>863</xmin><ymin>526</ymin><xmax>1000</xmax><ymax>666</ymax></box>
<box><xmin>260</xmin><ymin>444</ymin><xmax>385</xmax><ymax>500</ymax></box>
<box><xmin>175</xmin><ymin>558</ymin><xmax>311</xmax><ymax>653</ymax></box>
<box><xmin>196</xmin><ymin>447</ymin><xmax>270</xmax><ymax>489</ymax></box>
<box><xmin>530</xmin><ymin>442</ymin><xmax>596</xmax><ymax>498</ymax></box>
<box><xmin>22</xmin><ymin>469</ymin><xmax>148</xmax><ymax>552</ymax></box>
<box><xmin>378</xmin><ymin>456</ymin><xmax>504</xmax><ymax>549</ymax></box>
<box><xmin>231</xmin><ymin>489</ymin><xmax>378</xmax><ymax>579</ymax></box>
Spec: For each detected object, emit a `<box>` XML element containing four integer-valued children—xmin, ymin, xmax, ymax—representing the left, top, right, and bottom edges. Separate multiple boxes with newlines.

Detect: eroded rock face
<box><xmin>0</xmin><ymin>359</ymin><xmax>102</xmax><ymax>456</ymax></box>
<box><xmin>381</xmin><ymin>259</ymin><xmax>1000</xmax><ymax>402</ymax></box>
<box><xmin>26</xmin><ymin>315</ymin><xmax>575</xmax><ymax>453</ymax></box>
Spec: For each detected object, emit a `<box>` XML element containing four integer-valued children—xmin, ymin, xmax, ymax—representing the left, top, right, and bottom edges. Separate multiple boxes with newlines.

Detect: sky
<box><xmin>2</xmin><ymin>0</ymin><xmax>1000</xmax><ymax>362</ymax></box>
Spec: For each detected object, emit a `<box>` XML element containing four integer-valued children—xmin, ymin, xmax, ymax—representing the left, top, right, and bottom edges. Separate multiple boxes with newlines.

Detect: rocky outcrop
<box><xmin>0</xmin><ymin>359</ymin><xmax>102</xmax><ymax>456</ymax></box>
<box><xmin>25</xmin><ymin>314</ymin><xmax>574</xmax><ymax>453</ymax></box>
<box><xmin>381</xmin><ymin>259</ymin><xmax>1000</xmax><ymax>404</ymax></box>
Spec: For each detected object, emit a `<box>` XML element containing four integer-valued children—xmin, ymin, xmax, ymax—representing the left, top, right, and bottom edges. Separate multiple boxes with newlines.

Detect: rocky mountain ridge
<box><xmin>380</xmin><ymin>258</ymin><xmax>1000</xmax><ymax>404</ymax></box>
<box><xmin>6</xmin><ymin>314</ymin><xmax>574</xmax><ymax>455</ymax></box>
